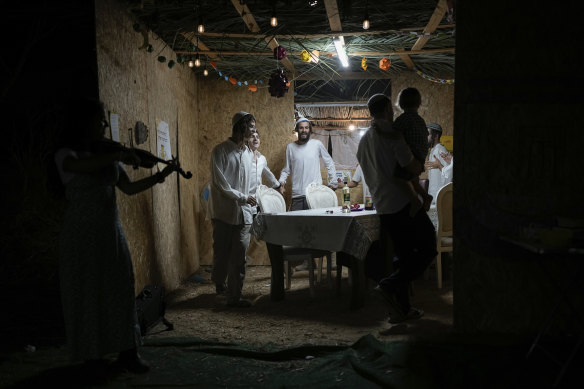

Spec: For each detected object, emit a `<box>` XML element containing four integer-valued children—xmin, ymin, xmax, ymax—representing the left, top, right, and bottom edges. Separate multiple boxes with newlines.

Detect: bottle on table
<box><xmin>342</xmin><ymin>180</ymin><xmax>351</xmax><ymax>213</ymax></box>
<box><xmin>364</xmin><ymin>195</ymin><xmax>373</xmax><ymax>210</ymax></box>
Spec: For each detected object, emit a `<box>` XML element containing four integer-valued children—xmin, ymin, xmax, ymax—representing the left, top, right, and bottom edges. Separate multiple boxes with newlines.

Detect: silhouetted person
<box><xmin>54</xmin><ymin>98</ymin><xmax>177</xmax><ymax>373</ymax></box>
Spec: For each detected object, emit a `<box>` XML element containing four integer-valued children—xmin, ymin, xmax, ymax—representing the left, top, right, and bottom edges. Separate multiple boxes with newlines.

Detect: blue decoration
<box><xmin>218</xmin><ymin>71</ymin><xmax>223</xmax><ymax>76</ymax></box>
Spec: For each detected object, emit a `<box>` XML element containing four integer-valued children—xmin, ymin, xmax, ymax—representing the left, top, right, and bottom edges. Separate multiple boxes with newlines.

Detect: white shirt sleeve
<box><xmin>210</xmin><ymin>147</ymin><xmax>247</xmax><ymax>204</ymax></box>
<box><xmin>278</xmin><ymin>144</ymin><xmax>291</xmax><ymax>185</ymax></box>
<box><xmin>260</xmin><ymin>155</ymin><xmax>280</xmax><ymax>188</ymax></box>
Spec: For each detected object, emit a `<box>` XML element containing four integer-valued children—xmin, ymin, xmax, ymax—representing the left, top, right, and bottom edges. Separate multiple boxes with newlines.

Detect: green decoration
<box><xmin>168</xmin><ymin>60</ymin><xmax>175</xmax><ymax>68</ymax></box>
<box><xmin>158</xmin><ymin>56</ymin><xmax>166</xmax><ymax>63</ymax></box>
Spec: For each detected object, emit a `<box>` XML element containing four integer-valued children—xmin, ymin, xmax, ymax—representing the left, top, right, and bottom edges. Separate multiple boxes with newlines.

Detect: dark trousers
<box><xmin>290</xmin><ymin>196</ymin><xmax>309</xmax><ymax>211</ymax></box>
<box><xmin>378</xmin><ymin>204</ymin><xmax>437</xmax><ymax>312</ymax></box>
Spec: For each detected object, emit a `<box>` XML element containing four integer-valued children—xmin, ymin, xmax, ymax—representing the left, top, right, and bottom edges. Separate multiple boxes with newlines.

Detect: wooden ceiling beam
<box><xmin>180</xmin><ymin>32</ymin><xmax>220</xmax><ymax>61</ymax></box>
<box><xmin>230</xmin><ymin>0</ymin><xmax>295</xmax><ymax>75</ymax></box>
<box><xmin>185</xmin><ymin>24</ymin><xmax>455</xmax><ymax>40</ymax></box>
<box><xmin>175</xmin><ymin>48</ymin><xmax>454</xmax><ymax>57</ymax></box>
<box><xmin>398</xmin><ymin>0</ymin><xmax>448</xmax><ymax>69</ymax></box>
<box><xmin>324</xmin><ymin>0</ymin><xmax>343</xmax><ymax>32</ymax></box>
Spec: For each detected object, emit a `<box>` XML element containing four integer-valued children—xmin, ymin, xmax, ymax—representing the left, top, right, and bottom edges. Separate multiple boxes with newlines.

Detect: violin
<box><xmin>92</xmin><ymin>138</ymin><xmax>193</xmax><ymax>179</ymax></box>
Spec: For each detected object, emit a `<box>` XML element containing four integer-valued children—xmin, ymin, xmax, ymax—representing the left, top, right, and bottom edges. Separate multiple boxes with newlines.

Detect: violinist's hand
<box><xmin>120</xmin><ymin>150</ymin><xmax>141</xmax><ymax>167</ymax></box>
<box><xmin>278</xmin><ymin>184</ymin><xmax>285</xmax><ymax>195</ymax></box>
<box><xmin>247</xmin><ymin>196</ymin><xmax>257</xmax><ymax>206</ymax></box>
<box><xmin>155</xmin><ymin>164</ymin><xmax>178</xmax><ymax>183</ymax></box>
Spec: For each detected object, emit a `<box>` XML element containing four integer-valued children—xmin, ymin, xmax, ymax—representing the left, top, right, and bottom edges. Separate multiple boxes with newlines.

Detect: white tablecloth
<box><xmin>252</xmin><ymin>207</ymin><xmax>380</xmax><ymax>261</ymax></box>
<box><xmin>428</xmin><ymin>205</ymin><xmax>438</xmax><ymax>231</ymax></box>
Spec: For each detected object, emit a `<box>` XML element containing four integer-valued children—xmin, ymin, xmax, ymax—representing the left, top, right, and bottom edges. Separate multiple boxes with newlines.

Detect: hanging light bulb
<box><xmin>188</xmin><ymin>59</ymin><xmax>194</xmax><ymax>68</ymax></box>
<box><xmin>197</xmin><ymin>23</ymin><xmax>205</xmax><ymax>33</ymax></box>
<box><xmin>349</xmin><ymin>124</ymin><xmax>356</xmax><ymax>131</ymax></box>
<box><xmin>270</xmin><ymin>4</ymin><xmax>278</xmax><ymax>27</ymax></box>
<box><xmin>203</xmin><ymin>68</ymin><xmax>209</xmax><ymax>76</ymax></box>
<box><xmin>362</xmin><ymin>1</ymin><xmax>370</xmax><ymax>30</ymax></box>
<box><xmin>194</xmin><ymin>54</ymin><xmax>201</xmax><ymax>67</ymax></box>
<box><xmin>362</xmin><ymin>17</ymin><xmax>370</xmax><ymax>30</ymax></box>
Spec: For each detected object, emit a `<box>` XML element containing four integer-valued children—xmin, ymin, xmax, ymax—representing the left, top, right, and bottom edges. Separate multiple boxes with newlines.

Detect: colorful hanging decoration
<box><xmin>274</xmin><ymin>45</ymin><xmax>287</xmax><ymax>60</ymax></box>
<box><xmin>361</xmin><ymin>57</ymin><xmax>367</xmax><ymax>71</ymax></box>
<box><xmin>268</xmin><ymin>69</ymin><xmax>289</xmax><ymax>98</ymax></box>
<box><xmin>300</xmin><ymin>49</ymin><xmax>311</xmax><ymax>63</ymax></box>
<box><xmin>413</xmin><ymin>67</ymin><xmax>455</xmax><ymax>84</ymax></box>
<box><xmin>311</xmin><ymin>49</ymin><xmax>320</xmax><ymax>63</ymax></box>
<box><xmin>207</xmin><ymin>60</ymin><xmax>265</xmax><ymax>92</ymax></box>
<box><xmin>379</xmin><ymin>57</ymin><xmax>391</xmax><ymax>71</ymax></box>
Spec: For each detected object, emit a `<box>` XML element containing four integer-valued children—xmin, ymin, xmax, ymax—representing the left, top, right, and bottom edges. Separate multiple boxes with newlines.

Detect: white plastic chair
<box><xmin>256</xmin><ymin>185</ymin><xmax>330</xmax><ymax>298</ymax></box>
<box><xmin>304</xmin><ymin>182</ymin><xmax>337</xmax><ymax>285</ymax></box>
<box><xmin>305</xmin><ymin>182</ymin><xmax>338</xmax><ymax>210</ymax></box>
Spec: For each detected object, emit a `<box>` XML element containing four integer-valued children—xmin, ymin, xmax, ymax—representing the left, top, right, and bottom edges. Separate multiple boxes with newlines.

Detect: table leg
<box><xmin>266</xmin><ymin>243</ymin><xmax>285</xmax><ymax>301</ymax></box>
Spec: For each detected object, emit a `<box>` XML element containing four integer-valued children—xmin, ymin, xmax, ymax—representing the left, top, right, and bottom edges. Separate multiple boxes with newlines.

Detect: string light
<box><xmin>188</xmin><ymin>59</ymin><xmax>194</xmax><ymax>68</ymax></box>
<box><xmin>197</xmin><ymin>23</ymin><xmax>205</xmax><ymax>33</ymax></box>
<box><xmin>203</xmin><ymin>68</ymin><xmax>209</xmax><ymax>76</ymax></box>
<box><xmin>194</xmin><ymin>54</ymin><xmax>201</xmax><ymax>67</ymax></box>
<box><xmin>348</xmin><ymin>124</ymin><xmax>356</xmax><ymax>131</ymax></box>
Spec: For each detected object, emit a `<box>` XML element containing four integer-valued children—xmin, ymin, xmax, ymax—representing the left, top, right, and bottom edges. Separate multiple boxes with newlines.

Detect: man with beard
<box><xmin>278</xmin><ymin>117</ymin><xmax>339</xmax><ymax>210</ymax></box>
<box><xmin>208</xmin><ymin>111</ymin><xmax>257</xmax><ymax>307</ymax></box>
<box><xmin>278</xmin><ymin>117</ymin><xmax>339</xmax><ymax>271</ymax></box>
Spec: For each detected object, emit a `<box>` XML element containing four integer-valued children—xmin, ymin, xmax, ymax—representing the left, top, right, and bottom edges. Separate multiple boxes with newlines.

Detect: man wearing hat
<box><xmin>208</xmin><ymin>111</ymin><xmax>257</xmax><ymax>307</ymax></box>
<box><xmin>278</xmin><ymin>117</ymin><xmax>339</xmax><ymax>210</ymax></box>
<box><xmin>278</xmin><ymin>117</ymin><xmax>339</xmax><ymax>271</ymax></box>
<box><xmin>425</xmin><ymin>123</ymin><xmax>451</xmax><ymax>205</ymax></box>
<box><xmin>357</xmin><ymin>93</ymin><xmax>437</xmax><ymax>324</ymax></box>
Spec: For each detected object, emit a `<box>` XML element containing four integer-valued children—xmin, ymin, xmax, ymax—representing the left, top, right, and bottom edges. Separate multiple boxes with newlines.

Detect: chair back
<box><xmin>256</xmin><ymin>184</ymin><xmax>286</xmax><ymax>213</ymax></box>
<box><xmin>436</xmin><ymin>182</ymin><xmax>453</xmax><ymax>236</ymax></box>
<box><xmin>305</xmin><ymin>182</ymin><xmax>338</xmax><ymax>209</ymax></box>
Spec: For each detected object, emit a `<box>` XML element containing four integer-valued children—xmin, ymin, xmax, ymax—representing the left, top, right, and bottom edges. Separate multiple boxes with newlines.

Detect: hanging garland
<box><xmin>209</xmin><ymin>61</ymin><xmax>265</xmax><ymax>92</ymax></box>
<box><xmin>413</xmin><ymin>67</ymin><xmax>454</xmax><ymax>84</ymax></box>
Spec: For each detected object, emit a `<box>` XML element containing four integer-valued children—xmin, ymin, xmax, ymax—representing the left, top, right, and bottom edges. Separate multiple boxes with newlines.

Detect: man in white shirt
<box><xmin>425</xmin><ymin>123</ymin><xmax>451</xmax><ymax>205</ymax></box>
<box><xmin>208</xmin><ymin>111</ymin><xmax>257</xmax><ymax>307</ymax></box>
<box><xmin>278</xmin><ymin>117</ymin><xmax>339</xmax><ymax>211</ymax></box>
<box><xmin>357</xmin><ymin>94</ymin><xmax>437</xmax><ymax>324</ymax></box>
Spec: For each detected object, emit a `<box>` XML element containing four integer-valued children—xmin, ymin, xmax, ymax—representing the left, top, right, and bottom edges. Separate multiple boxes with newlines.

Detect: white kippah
<box><xmin>232</xmin><ymin>111</ymin><xmax>251</xmax><ymax>127</ymax></box>
<box><xmin>295</xmin><ymin>117</ymin><xmax>310</xmax><ymax>126</ymax></box>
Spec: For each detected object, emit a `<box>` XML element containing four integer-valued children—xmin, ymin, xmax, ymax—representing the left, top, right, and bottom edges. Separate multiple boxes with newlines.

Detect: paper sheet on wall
<box><xmin>109</xmin><ymin>112</ymin><xmax>120</xmax><ymax>142</ymax></box>
<box><xmin>156</xmin><ymin>119</ymin><xmax>171</xmax><ymax>171</ymax></box>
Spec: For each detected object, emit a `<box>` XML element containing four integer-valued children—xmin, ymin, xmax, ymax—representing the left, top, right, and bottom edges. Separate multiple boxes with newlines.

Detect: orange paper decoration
<box><xmin>379</xmin><ymin>57</ymin><xmax>391</xmax><ymax>71</ymax></box>
<box><xmin>210</xmin><ymin>61</ymin><xmax>217</xmax><ymax>68</ymax></box>
<box><xmin>248</xmin><ymin>85</ymin><xmax>258</xmax><ymax>92</ymax></box>
<box><xmin>228</xmin><ymin>77</ymin><xmax>237</xmax><ymax>85</ymax></box>
<box><xmin>361</xmin><ymin>57</ymin><xmax>367</xmax><ymax>70</ymax></box>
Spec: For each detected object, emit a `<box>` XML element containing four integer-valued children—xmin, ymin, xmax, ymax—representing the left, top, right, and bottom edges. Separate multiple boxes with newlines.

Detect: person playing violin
<box><xmin>54</xmin><ymin>97</ymin><xmax>178</xmax><ymax>373</ymax></box>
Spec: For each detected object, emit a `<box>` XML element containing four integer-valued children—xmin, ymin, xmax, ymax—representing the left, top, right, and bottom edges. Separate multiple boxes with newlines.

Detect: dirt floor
<box><xmin>148</xmin><ymin>262</ymin><xmax>454</xmax><ymax>348</ymax></box>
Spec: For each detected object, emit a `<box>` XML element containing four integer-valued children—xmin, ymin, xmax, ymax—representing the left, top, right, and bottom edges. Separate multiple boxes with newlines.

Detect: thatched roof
<box><xmin>123</xmin><ymin>0</ymin><xmax>455</xmax><ymax>103</ymax></box>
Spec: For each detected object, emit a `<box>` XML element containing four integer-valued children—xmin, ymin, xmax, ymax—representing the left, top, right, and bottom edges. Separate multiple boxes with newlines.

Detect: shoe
<box><xmin>215</xmin><ymin>283</ymin><xmax>227</xmax><ymax>295</ymax></box>
<box><xmin>226</xmin><ymin>299</ymin><xmax>252</xmax><ymax>308</ymax></box>
<box><xmin>388</xmin><ymin>307</ymin><xmax>424</xmax><ymax>324</ymax></box>
<box><xmin>113</xmin><ymin>349</ymin><xmax>150</xmax><ymax>374</ymax></box>
<box><xmin>373</xmin><ymin>285</ymin><xmax>405</xmax><ymax>320</ymax></box>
